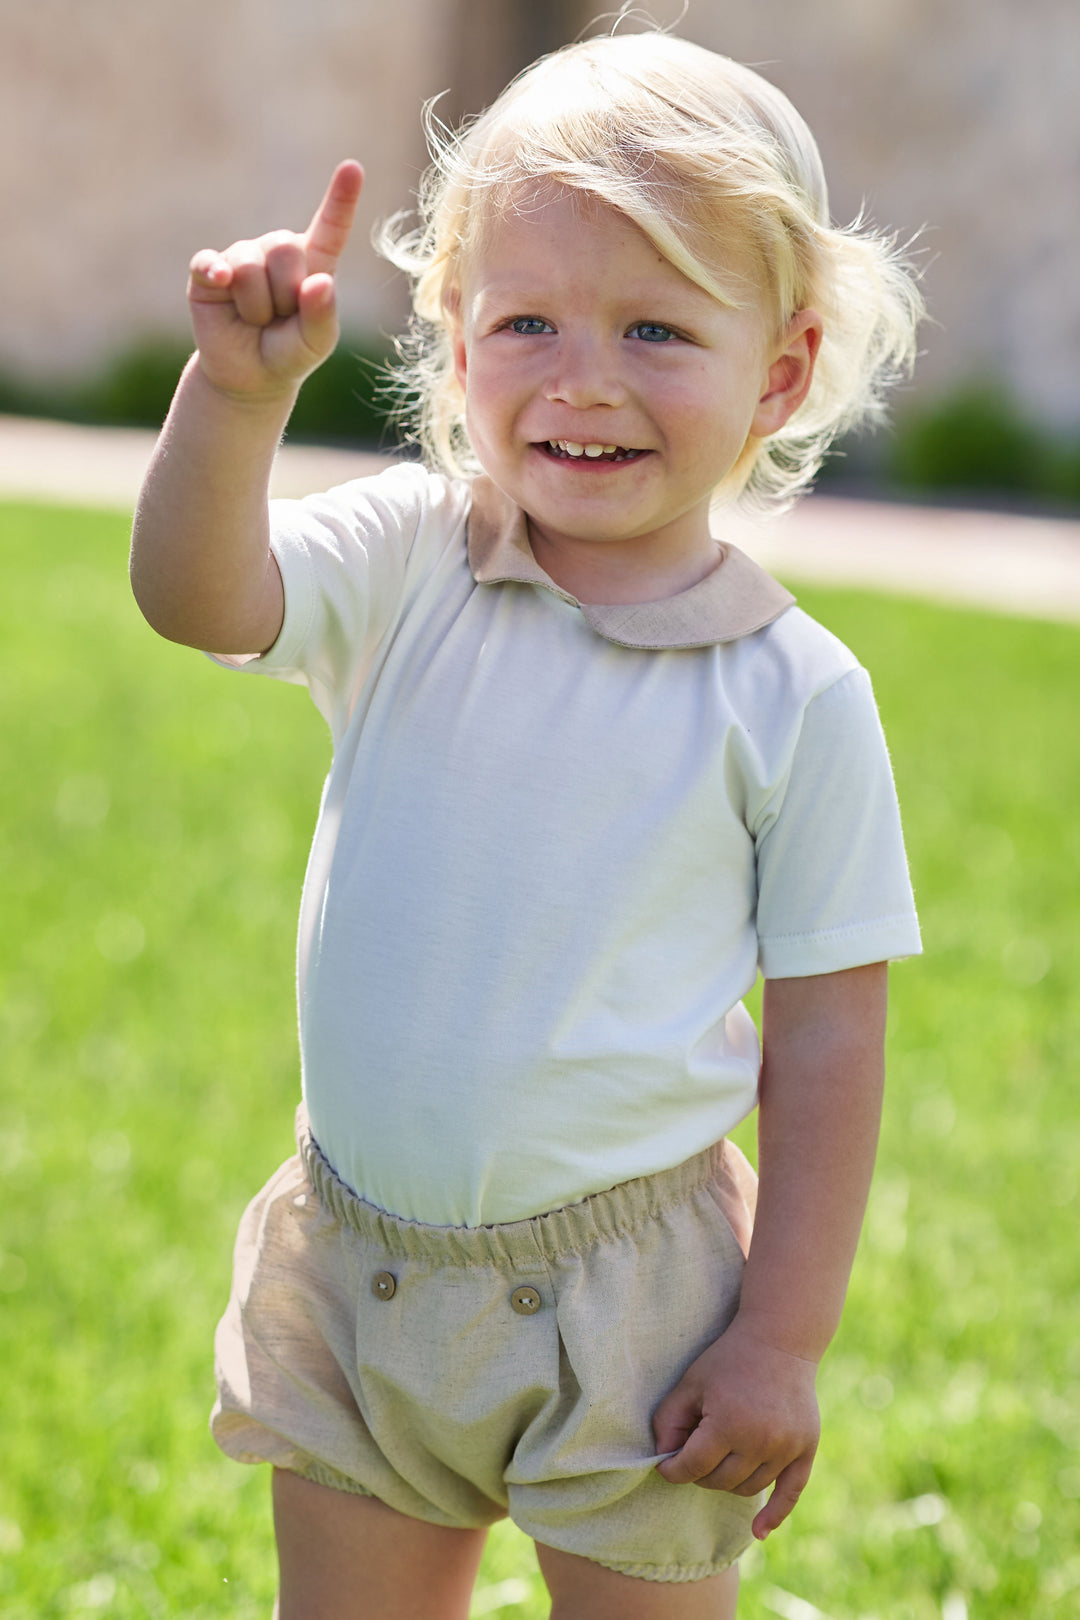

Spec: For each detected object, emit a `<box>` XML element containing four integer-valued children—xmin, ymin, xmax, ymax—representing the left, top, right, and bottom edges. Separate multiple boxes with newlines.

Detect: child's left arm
<box><xmin>653</xmin><ymin>961</ymin><xmax>887</xmax><ymax>1539</ymax></box>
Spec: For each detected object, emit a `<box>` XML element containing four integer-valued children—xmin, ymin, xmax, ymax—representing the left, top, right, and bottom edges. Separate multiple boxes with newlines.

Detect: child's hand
<box><xmin>186</xmin><ymin>159</ymin><xmax>363</xmax><ymax>403</ymax></box>
<box><xmin>652</xmin><ymin>1313</ymin><xmax>821</xmax><ymax>1539</ymax></box>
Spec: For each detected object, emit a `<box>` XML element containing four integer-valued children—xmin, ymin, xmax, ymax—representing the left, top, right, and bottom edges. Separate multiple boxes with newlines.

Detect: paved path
<box><xmin>3</xmin><ymin>414</ymin><xmax>1079</xmax><ymax>623</ymax></box>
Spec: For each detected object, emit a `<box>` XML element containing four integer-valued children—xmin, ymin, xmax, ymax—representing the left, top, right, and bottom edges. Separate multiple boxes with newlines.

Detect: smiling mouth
<box><xmin>543</xmin><ymin>440</ymin><xmax>647</xmax><ymax>463</ymax></box>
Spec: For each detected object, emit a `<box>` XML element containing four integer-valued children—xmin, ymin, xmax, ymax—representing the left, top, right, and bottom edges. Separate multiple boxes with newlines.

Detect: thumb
<box><xmin>655</xmin><ymin>1416</ymin><xmax>729</xmax><ymax>1485</ymax></box>
<box><xmin>296</xmin><ymin>273</ymin><xmax>339</xmax><ymax>360</ymax></box>
<box><xmin>652</xmin><ymin>1384</ymin><xmax>708</xmax><ymax>1482</ymax></box>
<box><xmin>652</xmin><ymin>1381</ymin><xmax>702</xmax><ymax>1458</ymax></box>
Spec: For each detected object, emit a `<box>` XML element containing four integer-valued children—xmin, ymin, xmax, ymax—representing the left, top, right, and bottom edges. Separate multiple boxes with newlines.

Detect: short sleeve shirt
<box><xmin>214</xmin><ymin>464</ymin><xmax>921</xmax><ymax>1224</ymax></box>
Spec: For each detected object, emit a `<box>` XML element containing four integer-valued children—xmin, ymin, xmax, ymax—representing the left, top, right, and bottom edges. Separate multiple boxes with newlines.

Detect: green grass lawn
<box><xmin>1</xmin><ymin>497</ymin><xmax>1078</xmax><ymax>1619</ymax></box>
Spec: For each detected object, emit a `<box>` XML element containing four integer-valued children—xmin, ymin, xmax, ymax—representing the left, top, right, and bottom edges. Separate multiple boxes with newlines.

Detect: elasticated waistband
<box><xmin>295</xmin><ymin>1103</ymin><xmax>725</xmax><ymax>1270</ymax></box>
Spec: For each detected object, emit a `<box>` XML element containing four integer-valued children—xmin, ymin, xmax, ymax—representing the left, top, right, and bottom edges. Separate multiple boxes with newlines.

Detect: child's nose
<box><xmin>543</xmin><ymin>338</ymin><xmax>627</xmax><ymax>410</ymax></box>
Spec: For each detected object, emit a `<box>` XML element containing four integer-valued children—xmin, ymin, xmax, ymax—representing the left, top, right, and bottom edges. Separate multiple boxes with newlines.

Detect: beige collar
<box><xmin>466</xmin><ymin>475</ymin><xmax>795</xmax><ymax>650</ymax></box>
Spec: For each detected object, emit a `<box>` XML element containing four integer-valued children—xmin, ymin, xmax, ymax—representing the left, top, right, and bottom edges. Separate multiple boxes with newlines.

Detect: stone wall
<box><xmin>3</xmin><ymin>0</ymin><xmax>1076</xmax><ymax>427</ymax></box>
<box><xmin>675</xmin><ymin>0</ymin><xmax>1079</xmax><ymax>430</ymax></box>
<box><xmin>3</xmin><ymin>0</ymin><xmax>452</xmax><ymax>377</ymax></box>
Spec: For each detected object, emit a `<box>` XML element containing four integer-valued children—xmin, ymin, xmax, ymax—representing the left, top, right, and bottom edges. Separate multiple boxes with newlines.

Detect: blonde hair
<box><xmin>376</xmin><ymin>30</ymin><xmax>924</xmax><ymax>513</ymax></box>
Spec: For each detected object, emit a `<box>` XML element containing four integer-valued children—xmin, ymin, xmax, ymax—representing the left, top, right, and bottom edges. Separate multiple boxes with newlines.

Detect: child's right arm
<box><xmin>129</xmin><ymin>160</ymin><xmax>363</xmax><ymax>655</ymax></box>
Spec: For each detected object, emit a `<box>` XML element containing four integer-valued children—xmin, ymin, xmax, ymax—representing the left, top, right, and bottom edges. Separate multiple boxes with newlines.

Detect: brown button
<box><xmin>372</xmin><ymin>1271</ymin><xmax>397</xmax><ymax>1300</ymax></box>
<box><xmin>510</xmin><ymin>1286</ymin><xmax>541</xmax><ymax>1315</ymax></box>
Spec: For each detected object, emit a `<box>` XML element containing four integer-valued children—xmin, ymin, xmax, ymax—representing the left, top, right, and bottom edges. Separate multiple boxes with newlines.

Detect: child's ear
<box><xmin>451</xmin><ymin>322</ymin><xmax>468</xmax><ymax>392</ymax></box>
<box><xmin>752</xmin><ymin>310</ymin><xmax>823</xmax><ymax>437</ymax></box>
<box><xmin>443</xmin><ymin>287</ymin><xmax>468</xmax><ymax>392</ymax></box>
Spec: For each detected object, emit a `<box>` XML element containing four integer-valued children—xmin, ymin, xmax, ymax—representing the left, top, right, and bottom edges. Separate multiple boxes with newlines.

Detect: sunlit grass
<box><xmin>1</xmin><ymin>499</ymin><xmax>1077</xmax><ymax>1618</ymax></box>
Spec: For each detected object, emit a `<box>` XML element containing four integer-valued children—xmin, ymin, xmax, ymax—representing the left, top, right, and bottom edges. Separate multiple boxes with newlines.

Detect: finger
<box><xmin>684</xmin><ymin>1450</ymin><xmax>761</xmax><ymax>1493</ymax></box>
<box><xmin>225</xmin><ymin>242</ymin><xmax>275</xmax><ymax>327</ymax></box>
<box><xmin>751</xmin><ymin>1452</ymin><xmax>815</xmax><ymax>1540</ymax></box>
<box><xmin>656</xmin><ymin>1428</ymin><xmax>743</xmax><ymax>1487</ymax></box>
<box><xmin>262</xmin><ymin>232</ymin><xmax>308</xmax><ymax>320</ymax></box>
<box><xmin>296</xmin><ymin>273</ymin><xmax>339</xmax><ymax>359</ymax></box>
<box><xmin>188</xmin><ymin>249</ymin><xmax>234</xmax><ymax>299</ymax></box>
<box><xmin>731</xmin><ymin>1461</ymin><xmax>780</xmax><ymax>1497</ymax></box>
<box><xmin>304</xmin><ymin>159</ymin><xmax>363</xmax><ymax>275</ymax></box>
<box><xmin>652</xmin><ymin>1413</ymin><xmax>696</xmax><ymax>1458</ymax></box>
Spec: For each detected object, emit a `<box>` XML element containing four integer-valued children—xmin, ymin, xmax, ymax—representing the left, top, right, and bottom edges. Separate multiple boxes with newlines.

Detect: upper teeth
<box><xmin>551</xmin><ymin>441</ymin><xmax>621</xmax><ymax>457</ymax></box>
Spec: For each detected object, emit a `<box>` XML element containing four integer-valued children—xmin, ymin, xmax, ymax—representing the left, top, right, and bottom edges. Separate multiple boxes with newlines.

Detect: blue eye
<box><xmin>631</xmin><ymin>323</ymin><xmax>675</xmax><ymax>343</ymax></box>
<box><xmin>509</xmin><ymin>316</ymin><xmax>551</xmax><ymax>335</ymax></box>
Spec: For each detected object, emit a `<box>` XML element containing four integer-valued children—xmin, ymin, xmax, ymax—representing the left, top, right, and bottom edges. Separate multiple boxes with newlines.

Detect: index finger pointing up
<box><xmin>304</xmin><ymin>159</ymin><xmax>364</xmax><ymax>275</ymax></box>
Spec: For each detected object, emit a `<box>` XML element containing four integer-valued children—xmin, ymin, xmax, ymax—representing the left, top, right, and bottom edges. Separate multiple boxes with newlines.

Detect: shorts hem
<box><xmin>588</xmin><ymin>1552</ymin><xmax>742</xmax><ymax>1582</ymax></box>
<box><xmin>290</xmin><ymin>1459</ymin><xmax>379</xmax><ymax>1499</ymax></box>
<box><xmin>284</xmin><ymin>1461</ymin><xmax>504</xmax><ymax>1531</ymax></box>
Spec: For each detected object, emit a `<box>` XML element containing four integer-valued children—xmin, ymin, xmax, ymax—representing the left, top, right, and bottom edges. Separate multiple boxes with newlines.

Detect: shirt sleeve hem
<box><xmin>759</xmin><ymin>915</ymin><xmax>923</xmax><ymax>978</ymax></box>
<box><xmin>202</xmin><ymin>528</ymin><xmax>316</xmax><ymax>676</ymax></box>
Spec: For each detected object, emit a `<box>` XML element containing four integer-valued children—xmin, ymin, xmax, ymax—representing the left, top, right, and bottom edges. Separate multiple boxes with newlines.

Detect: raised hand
<box><xmin>652</xmin><ymin>1313</ymin><xmax>821</xmax><ymax>1540</ymax></box>
<box><xmin>187</xmin><ymin>160</ymin><xmax>363</xmax><ymax>402</ymax></box>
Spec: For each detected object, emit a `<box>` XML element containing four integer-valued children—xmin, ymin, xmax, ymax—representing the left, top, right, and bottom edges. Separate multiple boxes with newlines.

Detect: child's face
<box><xmin>451</xmin><ymin>189</ymin><xmax>808</xmax><ymax>582</ymax></box>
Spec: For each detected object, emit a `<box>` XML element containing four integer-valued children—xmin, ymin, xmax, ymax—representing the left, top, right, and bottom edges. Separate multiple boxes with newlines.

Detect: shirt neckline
<box><xmin>465</xmin><ymin>474</ymin><xmax>795</xmax><ymax>650</ymax></box>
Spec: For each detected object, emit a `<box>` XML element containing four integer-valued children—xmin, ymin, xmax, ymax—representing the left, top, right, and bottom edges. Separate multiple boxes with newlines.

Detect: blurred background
<box><xmin>3</xmin><ymin>0</ymin><xmax>1079</xmax><ymax>507</ymax></box>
